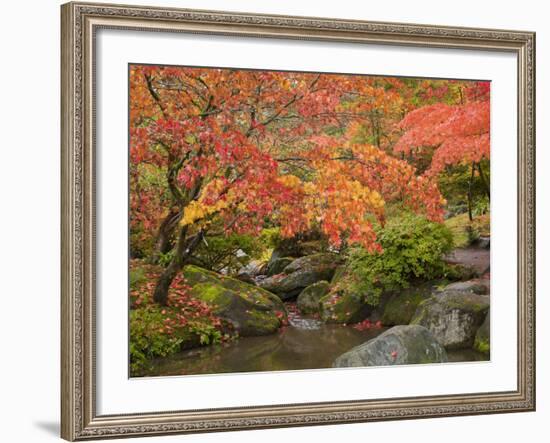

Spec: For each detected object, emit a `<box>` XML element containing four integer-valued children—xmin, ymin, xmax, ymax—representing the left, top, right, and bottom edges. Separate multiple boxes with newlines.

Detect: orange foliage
<box><xmin>130</xmin><ymin>65</ymin><xmax>451</xmax><ymax>253</ymax></box>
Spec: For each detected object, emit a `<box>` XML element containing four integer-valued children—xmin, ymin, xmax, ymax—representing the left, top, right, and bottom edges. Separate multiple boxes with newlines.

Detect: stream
<box><xmin>141</xmin><ymin>303</ymin><xmax>488</xmax><ymax>377</ymax></box>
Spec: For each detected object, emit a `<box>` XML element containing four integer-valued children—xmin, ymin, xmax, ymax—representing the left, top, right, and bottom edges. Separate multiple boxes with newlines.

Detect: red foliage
<box><xmin>353</xmin><ymin>318</ymin><xmax>384</xmax><ymax>331</ymax></box>
<box><xmin>394</xmin><ymin>82</ymin><xmax>490</xmax><ymax>175</ymax></box>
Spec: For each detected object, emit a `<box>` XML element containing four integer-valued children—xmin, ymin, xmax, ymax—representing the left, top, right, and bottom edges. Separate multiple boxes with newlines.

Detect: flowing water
<box><xmin>141</xmin><ymin>303</ymin><xmax>488</xmax><ymax>377</ymax></box>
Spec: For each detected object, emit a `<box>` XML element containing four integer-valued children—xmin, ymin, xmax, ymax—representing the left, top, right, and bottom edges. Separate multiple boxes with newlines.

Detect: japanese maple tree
<box><xmin>130</xmin><ymin>65</ymin><xmax>446</xmax><ymax>305</ymax></box>
<box><xmin>394</xmin><ymin>81</ymin><xmax>490</xmax><ymax>218</ymax></box>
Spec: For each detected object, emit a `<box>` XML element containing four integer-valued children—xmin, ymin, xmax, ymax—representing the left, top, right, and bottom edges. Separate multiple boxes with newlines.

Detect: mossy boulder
<box><xmin>259</xmin><ymin>253</ymin><xmax>342</xmax><ymax>300</ymax></box>
<box><xmin>381</xmin><ymin>285</ymin><xmax>433</xmax><ymax>326</ymax></box>
<box><xmin>474</xmin><ymin>310</ymin><xmax>490</xmax><ymax>354</ymax></box>
<box><xmin>319</xmin><ymin>291</ymin><xmax>373</xmax><ymax>324</ymax></box>
<box><xmin>333</xmin><ymin>325</ymin><xmax>448</xmax><ymax>368</ymax></box>
<box><xmin>266</xmin><ymin>257</ymin><xmax>294</xmax><ymax>276</ymax></box>
<box><xmin>411</xmin><ymin>290</ymin><xmax>489</xmax><ymax>349</ymax></box>
<box><xmin>296</xmin><ymin>281</ymin><xmax>330</xmax><ymax>314</ymax></box>
<box><xmin>183</xmin><ymin>265</ymin><xmax>287</xmax><ymax>336</ymax></box>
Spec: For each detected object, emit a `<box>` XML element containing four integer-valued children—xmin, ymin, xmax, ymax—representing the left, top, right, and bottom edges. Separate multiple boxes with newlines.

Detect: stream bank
<box><xmin>141</xmin><ymin>301</ymin><xmax>487</xmax><ymax>377</ymax></box>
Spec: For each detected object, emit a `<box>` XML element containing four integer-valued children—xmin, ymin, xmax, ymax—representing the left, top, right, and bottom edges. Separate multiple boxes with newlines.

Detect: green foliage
<box><xmin>129</xmin><ymin>267</ymin><xmax>146</xmax><ymax>290</ymax></box>
<box><xmin>438</xmin><ymin>162</ymin><xmax>489</xmax><ymax>216</ymax></box>
<box><xmin>259</xmin><ymin>227</ymin><xmax>282</xmax><ymax>250</ymax></box>
<box><xmin>472</xmin><ymin>195</ymin><xmax>490</xmax><ymax>217</ymax></box>
<box><xmin>191</xmin><ymin>232</ymin><xmax>263</xmax><ymax>273</ymax></box>
<box><xmin>129</xmin><ymin>307</ymin><xmax>183</xmax><ymax>373</ymax></box>
<box><xmin>157</xmin><ymin>249</ymin><xmax>175</xmax><ymax>268</ymax></box>
<box><xmin>341</xmin><ymin>214</ymin><xmax>454</xmax><ymax>306</ymax></box>
<box><xmin>188</xmin><ymin>322</ymin><xmax>224</xmax><ymax>345</ymax></box>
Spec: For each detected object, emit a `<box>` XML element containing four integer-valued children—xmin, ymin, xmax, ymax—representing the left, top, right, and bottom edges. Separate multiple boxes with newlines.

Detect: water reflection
<box><xmin>140</xmin><ymin>308</ymin><xmax>488</xmax><ymax>377</ymax></box>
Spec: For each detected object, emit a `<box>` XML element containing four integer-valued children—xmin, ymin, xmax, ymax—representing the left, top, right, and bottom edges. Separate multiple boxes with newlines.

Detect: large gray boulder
<box><xmin>333</xmin><ymin>325</ymin><xmax>448</xmax><ymax>368</ymax></box>
<box><xmin>183</xmin><ymin>265</ymin><xmax>287</xmax><ymax>337</ymax></box>
<box><xmin>296</xmin><ymin>280</ymin><xmax>330</xmax><ymax>314</ymax></box>
<box><xmin>411</xmin><ymin>290</ymin><xmax>489</xmax><ymax>349</ymax></box>
<box><xmin>259</xmin><ymin>253</ymin><xmax>342</xmax><ymax>300</ymax></box>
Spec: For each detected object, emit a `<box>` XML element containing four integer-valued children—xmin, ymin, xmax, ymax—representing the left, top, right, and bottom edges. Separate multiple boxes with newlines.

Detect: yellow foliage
<box><xmin>180</xmin><ymin>199</ymin><xmax>229</xmax><ymax>226</ymax></box>
<box><xmin>277</xmin><ymin>174</ymin><xmax>302</xmax><ymax>188</ymax></box>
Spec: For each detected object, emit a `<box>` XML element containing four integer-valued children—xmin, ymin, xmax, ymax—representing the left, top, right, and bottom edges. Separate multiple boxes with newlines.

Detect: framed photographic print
<box><xmin>61</xmin><ymin>1</ymin><xmax>536</xmax><ymax>440</ymax></box>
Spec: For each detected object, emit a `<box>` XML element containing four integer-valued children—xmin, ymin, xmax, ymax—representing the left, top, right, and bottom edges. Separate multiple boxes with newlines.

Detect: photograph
<box><xmin>128</xmin><ymin>64</ymin><xmax>491</xmax><ymax>378</ymax></box>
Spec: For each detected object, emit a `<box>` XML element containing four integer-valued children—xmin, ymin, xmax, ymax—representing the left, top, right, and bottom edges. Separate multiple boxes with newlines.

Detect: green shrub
<box><xmin>340</xmin><ymin>214</ymin><xmax>454</xmax><ymax>306</ymax></box>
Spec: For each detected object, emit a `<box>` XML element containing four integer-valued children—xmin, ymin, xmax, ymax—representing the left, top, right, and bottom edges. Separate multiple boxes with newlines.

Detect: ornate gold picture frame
<box><xmin>61</xmin><ymin>2</ymin><xmax>535</xmax><ymax>440</ymax></box>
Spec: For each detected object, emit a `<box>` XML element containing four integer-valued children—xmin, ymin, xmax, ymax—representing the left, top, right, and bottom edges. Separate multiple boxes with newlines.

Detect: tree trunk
<box><xmin>149</xmin><ymin>209</ymin><xmax>180</xmax><ymax>264</ymax></box>
<box><xmin>153</xmin><ymin>226</ymin><xmax>204</xmax><ymax>305</ymax></box>
<box><xmin>467</xmin><ymin>162</ymin><xmax>475</xmax><ymax>221</ymax></box>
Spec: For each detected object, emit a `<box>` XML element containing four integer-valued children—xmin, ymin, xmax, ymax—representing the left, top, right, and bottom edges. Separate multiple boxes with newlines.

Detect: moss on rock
<box><xmin>243</xmin><ymin>309</ymin><xmax>282</xmax><ymax>335</ymax></box>
<box><xmin>190</xmin><ymin>283</ymin><xmax>233</xmax><ymax>311</ymax></box>
<box><xmin>184</xmin><ymin>265</ymin><xmax>287</xmax><ymax>336</ymax></box>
